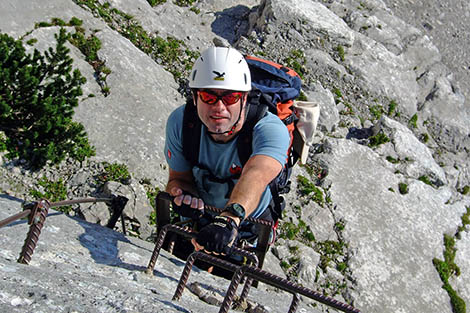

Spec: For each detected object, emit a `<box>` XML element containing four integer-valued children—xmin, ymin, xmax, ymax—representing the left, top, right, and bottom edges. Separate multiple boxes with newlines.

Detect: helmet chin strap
<box><xmin>206</xmin><ymin>100</ymin><xmax>246</xmax><ymax>136</ymax></box>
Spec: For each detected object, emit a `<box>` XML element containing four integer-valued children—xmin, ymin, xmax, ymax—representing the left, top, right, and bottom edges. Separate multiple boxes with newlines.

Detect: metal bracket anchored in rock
<box><xmin>220</xmin><ymin>264</ymin><xmax>361</xmax><ymax>313</ymax></box>
<box><xmin>172</xmin><ymin>249</ymin><xmax>360</xmax><ymax>313</ymax></box>
<box><xmin>145</xmin><ymin>224</ymin><xmax>360</xmax><ymax>313</ymax></box>
<box><xmin>0</xmin><ymin>195</ymin><xmax>128</xmax><ymax>265</ymax></box>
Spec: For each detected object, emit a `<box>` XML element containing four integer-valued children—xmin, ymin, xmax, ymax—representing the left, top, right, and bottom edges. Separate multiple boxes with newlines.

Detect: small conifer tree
<box><xmin>0</xmin><ymin>28</ymin><xmax>95</xmax><ymax>169</ymax></box>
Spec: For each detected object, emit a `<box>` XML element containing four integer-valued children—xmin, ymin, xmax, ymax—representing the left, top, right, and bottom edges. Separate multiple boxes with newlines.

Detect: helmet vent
<box><xmin>192</xmin><ymin>70</ymin><xmax>197</xmax><ymax>81</ymax></box>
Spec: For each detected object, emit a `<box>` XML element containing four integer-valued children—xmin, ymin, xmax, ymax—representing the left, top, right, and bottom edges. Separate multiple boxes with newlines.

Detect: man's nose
<box><xmin>212</xmin><ymin>98</ymin><xmax>225</xmax><ymax>109</ymax></box>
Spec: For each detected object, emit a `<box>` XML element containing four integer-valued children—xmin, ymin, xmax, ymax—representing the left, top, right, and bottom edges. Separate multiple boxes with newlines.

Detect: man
<box><xmin>164</xmin><ymin>46</ymin><xmax>290</xmax><ymax>255</ymax></box>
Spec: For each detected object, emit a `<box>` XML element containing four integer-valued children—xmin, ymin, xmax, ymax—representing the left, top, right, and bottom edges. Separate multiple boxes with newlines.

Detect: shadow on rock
<box><xmin>211</xmin><ymin>5</ymin><xmax>253</xmax><ymax>44</ymax></box>
<box><xmin>74</xmin><ymin>217</ymin><xmax>179</xmax><ymax>282</ymax></box>
<box><xmin>0</xmin><ymin>193</ymin><xmax>25</xmax><ymax>203</ymax></box>
<box><xmin>346</xmin><ymin>126</ymin><xmax>374</xmax><ymax>140</ymax></box>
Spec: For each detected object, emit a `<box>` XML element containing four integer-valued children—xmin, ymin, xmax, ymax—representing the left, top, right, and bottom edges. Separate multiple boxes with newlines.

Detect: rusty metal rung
<box><xmin>172</xmin><ymin>251</ymin><xmax>256</xmax><ymax>305</ymax></box>
<box><xmin>152</xmin><ymin>191</ymin><xmax>274</xmax><ymax>283</ymax></box>
<box><xmin>164</xmin><ymin>232</ymin><xmax>360</xmax><ymax>313</ymax></box>
<box><xmin>145</xmin><ymin>224</ymin><xmax>258</xmax><ymax>276</ymax></box>
<box><xmin>1</xmin><ymin>196</ymin><xmax>128</xmax><ymax>265</ymax></box>
<box><xmin>0</xmin><ymin>210</ymin><xmax>31</xmax><ymax>228</ymax></box>
<box><xmin>219</xmin><ymin>265</ymin><xmax>361</xmax><ymax>313</ymax></box>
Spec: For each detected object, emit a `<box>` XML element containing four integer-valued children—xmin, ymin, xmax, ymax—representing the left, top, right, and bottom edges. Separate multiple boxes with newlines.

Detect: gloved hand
<box><xmin>170</xmin><ymin>188</ymin><xmax>204</xmax><ymax>220</ymax></box>
<box><xmin>196</xmin><ymin>216</ymin><xmax>239</xmax><ymax>255</ymax></box>
<box><xmin>173</xmin><ymin>201</ymin><xmax>205</xmax><ymax>220</ymax></box>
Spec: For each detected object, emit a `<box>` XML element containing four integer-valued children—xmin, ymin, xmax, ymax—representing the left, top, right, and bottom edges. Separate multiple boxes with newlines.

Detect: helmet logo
<box><xmin>212</xmin><ymin>71</ymin><xmax>225</xmax><ymax>81</ymax></box>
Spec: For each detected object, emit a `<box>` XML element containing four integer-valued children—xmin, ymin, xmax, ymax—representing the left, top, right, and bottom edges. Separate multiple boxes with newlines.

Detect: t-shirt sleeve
<box><xmin>251</xmin><ymin>113</ymin><xmax>290</xmax><ymax>166</ymax></box>
<box><xmin>164</xmin><ymin>105</ymin><xmax>192</xmax><ymax>172</ymax></box>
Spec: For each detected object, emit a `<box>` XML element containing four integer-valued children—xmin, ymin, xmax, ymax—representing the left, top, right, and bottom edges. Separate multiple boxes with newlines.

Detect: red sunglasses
<box><xmin>198</xmin><ymin>90</ymin><xmax>243</xmax><ymax>106</ymax></box>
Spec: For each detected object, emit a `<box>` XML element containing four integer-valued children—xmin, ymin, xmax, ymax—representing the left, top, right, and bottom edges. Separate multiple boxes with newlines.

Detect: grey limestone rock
<box><xmin>1</xmin><ymin>0</ymin><xmax>469</xmax><ymax>312</ymax></box>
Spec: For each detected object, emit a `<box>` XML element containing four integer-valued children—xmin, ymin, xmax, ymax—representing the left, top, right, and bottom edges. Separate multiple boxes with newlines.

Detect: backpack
<box><xmin>182</xmin><ymin>55</ymin><xmax>316</xmax><ymax>222</ymax></box>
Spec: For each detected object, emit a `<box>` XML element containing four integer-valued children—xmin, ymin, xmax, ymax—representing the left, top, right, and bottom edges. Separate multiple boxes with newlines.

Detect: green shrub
<box><xmin>144</xmin><ymin>184</ymin><xmax>160</xmax><ymax>225</ymax></box>
<box><xmin>420</xmin><ymin>133</ymin><xmax>429</xmax><ymax>143</ymax></box>
<box><xmin>368</xmin><ymin>133</ymin><xmax>390</xmax><ymax>147</ymax></box>
<box><xmin>297</xmin><ymin>175</ymin><xmax>324</xmax><ymax>204</ymax></box>
<box><xmin>0</xmin><ymin>29</ymin><xmax>95</xmax><ymax>169</ymax></box>
<box><xmin>98</xmin><ymin>162</ymin><xmax>131</xmax><ymax>184</ymax></box>
<box><xmin>418</xmin><ymin>175</ymin><xmax>433</xmax><ymax>186</ymax></box>
<box><xmin>35</xmin><ymin>17</ymin><xmax>82</xmax><ymax>28</ymax></box>
<box><xmin>398</xmin><ymin>182</ymin><xmax>408</xmax><ymax>194</ymax></box>
<box><xmin>317</xmin><ymin>240</ymin><xmax>344</xmax><ymax>271</ymax></box>
<box><xmin>35</xmin><ymin>21</ymin><xmax>53</xmax><ymax>28</ymax></box>
<box><xmin>147</xmin><ymin>0</ymin><xmax>167</xmax><ymax>6</ymax></box>
<box><xmin>69</xmin><ymin>17</ymin><xmax>83</xmax><ymax>26</ymax></box>
<box><xmin>303</xmin><ymin>229</ymin><xmax>316</xmax><ymax>242</ymax></box>
<box><xmin>336</xmin><ymin>262</ymin><xmax>347</xmax><ymax>273</ymax></box>
<box><xmin>386</xmin><ymin>156</ymin><xmax>399</xmax><ymax>164</ymax></box>
<box><xmin>335</xmin><ymin>45</ymin><xmax>345</xmax><ymax>61</ymax></box>
<box><xmin>68</xmin><ymin>26</ymin><xmax>111</xmax><ymax>96</ymax></box>
<box><xmin>297</xmin><ymin>91</ymin><xmax>308</xmax><ymax>101</ymax></box>
<box><xmin>332</xmin><ymin>88</ymin><xmax>342</xmax><ymax>104</ymax></box>
<box><xmin>26</xmin><ymin>38</ymin><xmax>38</xmax><ymax>46</ymax></box>
<box><xmin>284</xmin><ymin>49</ymin><xmax>307</xmax><ymax>79</ymax></box>
<box><xmin>73</xmin><ymin>0</ymin><xmax>198</xmax><ymax>86</ymax></box>
<box><xmin>51</xmin><ymin>18</ymin><xmax>67</xmax><ymax>26</ymax></box>
<box><xmin>69</xmin><ymin>31</ymin><xmax>101</xmax><ymax>62</ymax></box>
<box><xmin>433</xmin><ymin>234</ymin><xmax>466</xmax><ymax>313</ymax></box>
<box><xmin>288</xmin><ymin>245</ymin><xmax>299</xmax><ymax>253</ymax></box>
<box><xmin>460</xmin><ymin>185</ymin><xmax>469</xmax><ymax>195</ymax></box>
<box><xmin>457</xmin><ymin>207</ymin><xmax>470</xmax><ymax>237</ymax></box>
<box><xmin>279</xmin><ymin>221</ymin><xmax>300</xmax><ymax>240</ymax></box>
<box><xmin>30</xmin><ymin>176</ymin><xmax>72</xmax><ymax>213</ymax></box>
<box><xmin>0</xmin><ymin>132</ymin><xmax>6</xmax><ymax>151</ymax></box>
<box><xmin>190</xmin><ymin>7</ymin><xmax>200</xmax><ymax>14</ymax></box>
<box><xmin>444</xmin><ymin>284</ymin><xmax>466</xmax><ymax>313</ymax></box>
<box><xmin>174</xmin><ymin>0</ymin><xmax>197</xmax><ymax>6</ymax></box>
<box><xmin>335</xmin><ymin>221</ymin><xmax>345</xmax><ymax>231</ymax></box>
<box><xmin>387</xmin><ymin>100</ymin><xmax>397</xmax><ymax>116</ymax></box>
<box><xmin>409</xmin><ymin>114</ymin><xmax>418</xmax><ymax>128</ymax></box>
<box><xmin>280</xmin><ymin>260</ymin><xmax>291</xmax><ymax>270</ymax></box>
<box><xmin>279</xmin><ymin>219</ymin><xmax>316</xmax><ymax>243</ymax></box>
<box><xmin>369</xmin><ymin>104</ymin><xmax>383</xmax><ymax>120</ymax></box>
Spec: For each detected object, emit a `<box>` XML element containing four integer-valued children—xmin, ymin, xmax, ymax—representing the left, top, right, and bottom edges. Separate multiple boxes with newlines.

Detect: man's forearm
<box><xmin>227</xmin><ymin>172</ymin><xmax>265</xmax><ymax>216</ymax></box>
<box><xmin>226</xmin><ymin>155</ymin><xmax>282</xmax><ymax>218</ymax></box>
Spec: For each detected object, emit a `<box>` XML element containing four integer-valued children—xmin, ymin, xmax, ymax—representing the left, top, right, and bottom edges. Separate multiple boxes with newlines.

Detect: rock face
<box><xmin>1</xmin><ymin>0</ymin><xmax>469</xmax><ymax>312</ymax></box>
<box><xmin>313</xmin><ymin>138</ymin><xmax>468</xmax><ymax>312</ymax></box>
<box><xmin>0</xmin><ymin>197</ymin><xmax>314</xmax><ymax>313</ymax></box>
<box><xmin>381</xmin><ymin>0</ymin><xmax>470</xmax><ymax>107</ymax></box>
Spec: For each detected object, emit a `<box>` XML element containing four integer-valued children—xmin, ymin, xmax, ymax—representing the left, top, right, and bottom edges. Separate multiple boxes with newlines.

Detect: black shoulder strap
<box><xmin>237</xmin><ymin>90</ymin><xmax>268</xmax><ymax>166</ymax></box>
<box><xmin>182</xmin><ymin>99</ymin><xmax>201</xmax><ymax>166</ymax></box>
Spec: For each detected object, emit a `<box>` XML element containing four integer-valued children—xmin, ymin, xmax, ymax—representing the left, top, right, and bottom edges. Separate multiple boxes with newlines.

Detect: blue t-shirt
<box><xmin>164</xmin><ymin>104</ymin><xmax>290</xmax><ymax>218</ymax></box>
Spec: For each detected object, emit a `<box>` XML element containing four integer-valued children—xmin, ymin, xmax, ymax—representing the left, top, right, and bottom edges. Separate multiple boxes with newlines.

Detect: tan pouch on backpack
<box><xmin>292</xmin><ymin>101</ymin><xmax>320</xmax><ymax>165</ymax></box>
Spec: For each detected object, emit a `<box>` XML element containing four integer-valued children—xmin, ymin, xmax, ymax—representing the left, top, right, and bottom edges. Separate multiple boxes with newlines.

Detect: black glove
<box><xmin>196</xmin><ymin>216</ymin><xmax>239</xmax><ymax>255</ymax></box>
<box><xmin>172</xmin><ymin>195</ymin><xmax>204</xmax><ymax>220</ymax></box>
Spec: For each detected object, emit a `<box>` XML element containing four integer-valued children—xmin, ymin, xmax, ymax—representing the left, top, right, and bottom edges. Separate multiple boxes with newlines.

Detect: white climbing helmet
<box><xmin>189</xmin><ymin>46</ymin><xmax>251</xmax><ymax>91</ymax></box>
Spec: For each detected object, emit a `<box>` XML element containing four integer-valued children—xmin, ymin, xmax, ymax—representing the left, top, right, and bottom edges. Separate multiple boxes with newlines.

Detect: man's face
<box><xmin>195</xmin><ymin>89</ymin><xmax>246</xmax><ymax>136</ymax></box>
